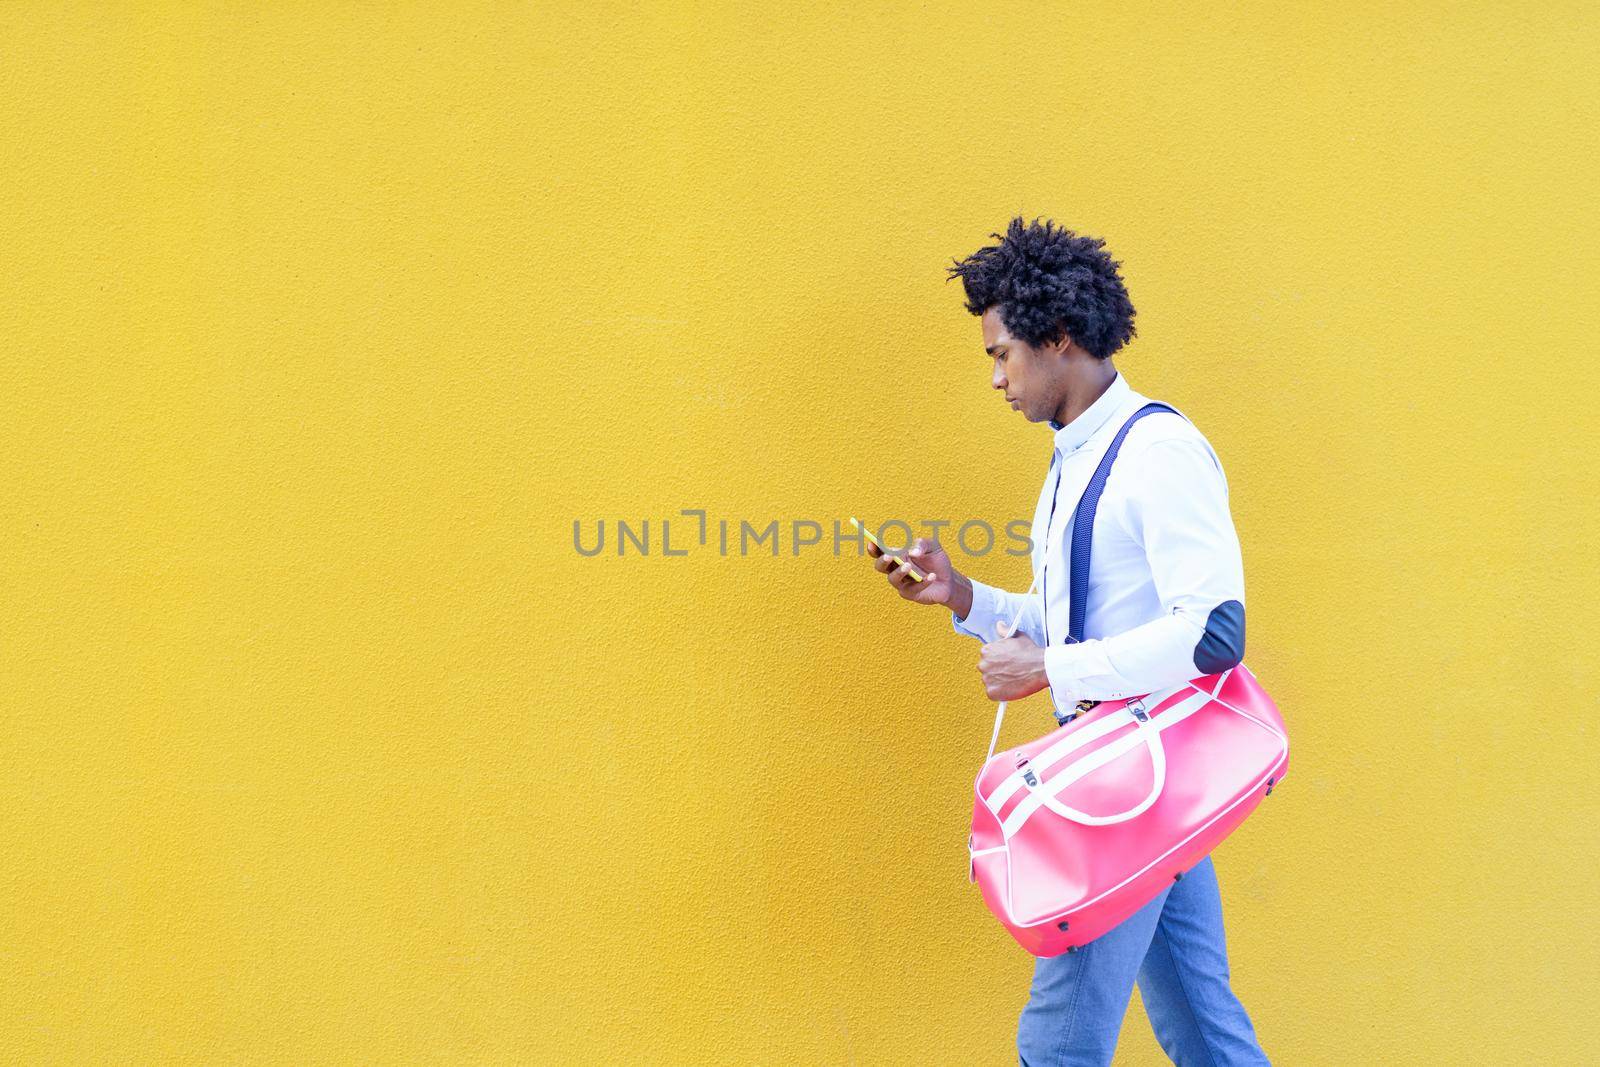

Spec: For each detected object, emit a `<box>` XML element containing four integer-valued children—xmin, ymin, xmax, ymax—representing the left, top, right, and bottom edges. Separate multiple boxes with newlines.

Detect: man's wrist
<box><xmin>946</xmin><ymin>571</ymin><xmax>974</xmax><ymax>621</ymax></box>
<box><xmin>1026</xmin><ymin>646</ymin><xmax>1049</xmax><ymax>694</ymax></box>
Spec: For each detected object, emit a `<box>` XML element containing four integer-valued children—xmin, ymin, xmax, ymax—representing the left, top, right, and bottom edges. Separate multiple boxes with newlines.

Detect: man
<box><xmin>867</xmin><ymin>217</ymin><xmax>1270</xmax><ymax>1065</ymax></box>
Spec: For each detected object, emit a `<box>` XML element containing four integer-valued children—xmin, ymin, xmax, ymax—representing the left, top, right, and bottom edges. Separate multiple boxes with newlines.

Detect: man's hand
<box><xmin>978</xmin><ymin>620</ymin><xmax>1050</xmax><ymax>701</ymax></box>
<box><xmin>868</xmin><ymin>535</ymin><xmax>963</xmax><ymax>609</ymax></box>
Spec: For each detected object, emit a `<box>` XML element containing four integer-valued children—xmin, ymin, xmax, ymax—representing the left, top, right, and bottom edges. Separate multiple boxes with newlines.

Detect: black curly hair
<box><xmin>946</xmin><ymin>216</ymin><xmax>1137</xmax><ymax>360</ymax></box>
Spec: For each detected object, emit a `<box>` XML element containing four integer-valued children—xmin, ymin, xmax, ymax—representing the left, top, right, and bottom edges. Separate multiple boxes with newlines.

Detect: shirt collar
<box><xmin>1048</xmin><ymin>370</ymin><xmax>1131</xmax><ymax>454</ymax></box>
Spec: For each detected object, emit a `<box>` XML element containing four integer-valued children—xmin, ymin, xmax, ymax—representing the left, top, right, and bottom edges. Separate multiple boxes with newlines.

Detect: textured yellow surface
<box><xmin>4</xmin><ymin>3</ymin><xmax>1598</xmax><ymax>1063</ymax></box>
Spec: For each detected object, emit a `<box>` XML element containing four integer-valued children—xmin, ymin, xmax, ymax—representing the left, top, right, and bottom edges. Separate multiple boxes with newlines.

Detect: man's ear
<box><xmin>1045</xmin><ymin>326</ymin><xmax>1074</xmax><ymax>357</ymax></box>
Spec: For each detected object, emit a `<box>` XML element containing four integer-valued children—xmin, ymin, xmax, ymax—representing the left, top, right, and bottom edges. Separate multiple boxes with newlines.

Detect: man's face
<box><xmin>982</xmin><ymin>306</ymin><xmax>1061</xmax><ymax>423</ymax></box>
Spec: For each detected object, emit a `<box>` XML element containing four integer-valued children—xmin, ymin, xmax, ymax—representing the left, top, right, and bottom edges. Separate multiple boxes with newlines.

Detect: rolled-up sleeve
<box><xmin>952</xmin><ymin>577</ymin><xmax>1047</xmax><ymax>646</ymax></box>
<box><xmin>1042</xmin><ymin>436</ymin><xmax>1247</xmax><ymax>702</ymax></box>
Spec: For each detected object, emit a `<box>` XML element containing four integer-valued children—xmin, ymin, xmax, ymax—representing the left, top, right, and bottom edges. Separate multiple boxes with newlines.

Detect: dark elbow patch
<box><xmin>1194</xmin><ymin>600</ymin><xmax>1246</xmax><ymax>674</ymax></box>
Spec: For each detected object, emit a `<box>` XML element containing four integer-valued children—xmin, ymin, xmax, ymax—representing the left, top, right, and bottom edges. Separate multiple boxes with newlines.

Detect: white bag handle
<box><xmin>1026</xmin><ymin>714</ymin><xmax>1167</xmax><ymax>826</ymax></box>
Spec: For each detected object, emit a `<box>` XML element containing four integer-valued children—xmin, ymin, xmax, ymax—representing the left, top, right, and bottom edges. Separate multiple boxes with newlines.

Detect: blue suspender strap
<box><xmin>1068</xmin><ymin>401</ymin><xmax>1182</xmax><ymax>642</ymax></box>
<box><xmin>1052</xmin><ymin>401</ymin><xmax>1184</xmax><ymax>724</ymax></box>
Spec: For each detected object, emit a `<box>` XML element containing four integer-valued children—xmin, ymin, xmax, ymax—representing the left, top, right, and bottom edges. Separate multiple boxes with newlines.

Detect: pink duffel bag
<box><xmin>967</xmin><ymin>401</ymin><xmax>1289</xmax><ymax>957</ymax></box>
<box><xmin>968</xmin><ymin>666</ymin><xmax>1288</xmax><ymax>957</ymax></box>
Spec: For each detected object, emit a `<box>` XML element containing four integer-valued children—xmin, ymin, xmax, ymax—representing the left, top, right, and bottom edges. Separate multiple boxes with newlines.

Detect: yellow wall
<box><xmin>4</xmin><ymin>3</ymin><xmax>1597</xmax><ymax>1063</ymax></box>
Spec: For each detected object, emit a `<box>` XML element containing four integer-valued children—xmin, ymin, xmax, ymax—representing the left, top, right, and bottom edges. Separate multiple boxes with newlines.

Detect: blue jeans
<box><xmin>1016</xmin><ymin>855</ymin><xmax>1269</xmax><ymax>1066</ymax></box>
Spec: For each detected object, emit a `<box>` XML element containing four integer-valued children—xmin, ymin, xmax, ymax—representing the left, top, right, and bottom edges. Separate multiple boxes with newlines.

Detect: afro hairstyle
<box><xmin>946</xmin><ymin>216</ymin><xmax>1137</xmax><ymax>360</ymax></box>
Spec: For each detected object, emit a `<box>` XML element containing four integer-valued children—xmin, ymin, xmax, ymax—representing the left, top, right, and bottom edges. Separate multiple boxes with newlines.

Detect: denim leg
<box><xmin>1017</xmin><ymin>884</ymin><xmax>1172</xmax><ymax>1067</ymax></box>
<box><xmin>1135</xmin><ymin>855</ymin><xmax>1270</xmax><ymax>1066</ymax></box>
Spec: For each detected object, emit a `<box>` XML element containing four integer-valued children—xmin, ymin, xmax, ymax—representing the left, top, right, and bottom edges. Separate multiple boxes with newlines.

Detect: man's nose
<box><xmin>992</xmin><ymin>363</ymin><xmax>1007</xmax><ymax>391</ymax></box>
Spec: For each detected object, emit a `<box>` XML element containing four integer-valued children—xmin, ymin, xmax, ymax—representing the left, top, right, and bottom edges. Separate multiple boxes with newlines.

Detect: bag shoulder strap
<box><xmin>1067</xmin><ymin>401</ymin><xmax>1183</xmax><ymax>642</ymax></box>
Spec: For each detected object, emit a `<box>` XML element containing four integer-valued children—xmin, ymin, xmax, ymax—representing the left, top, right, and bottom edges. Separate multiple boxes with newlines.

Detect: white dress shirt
<box><xmin>952</xmin><ymin>370</ymin><xmax>1247</xmax><ymax>713</ymax></box>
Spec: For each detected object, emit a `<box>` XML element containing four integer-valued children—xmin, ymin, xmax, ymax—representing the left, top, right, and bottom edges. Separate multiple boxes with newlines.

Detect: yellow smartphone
<box><xmin>849</xmin><ymin>516</ymin><xmax>929</xmax><ymax>582</ymax></box>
